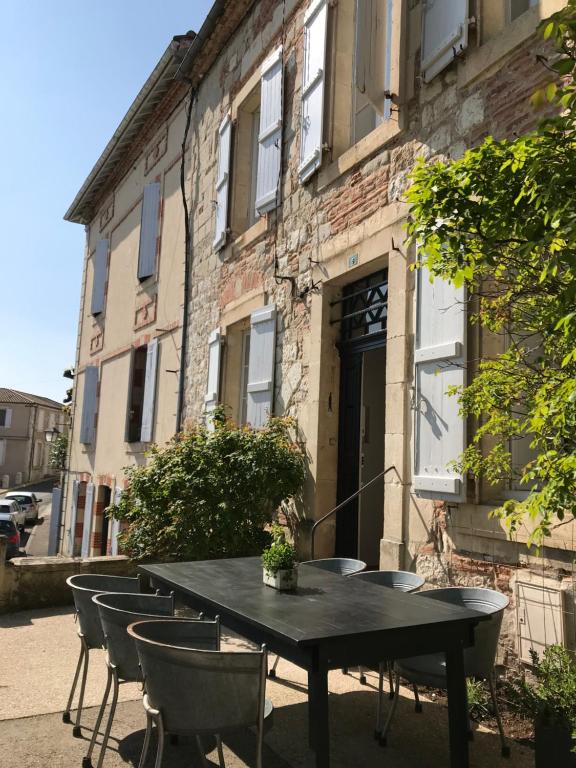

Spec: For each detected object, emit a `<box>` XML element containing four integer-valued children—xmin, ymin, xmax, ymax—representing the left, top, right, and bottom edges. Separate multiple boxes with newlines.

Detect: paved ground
<box><xmin>0</xmin><ymin>605</ymin><xmax>535</xmax><ymax>767</ymax></box>
<box><xmin>1</xmin><ymin>478</ymin><xmax>55</xmax><ymax>557</ymax></box>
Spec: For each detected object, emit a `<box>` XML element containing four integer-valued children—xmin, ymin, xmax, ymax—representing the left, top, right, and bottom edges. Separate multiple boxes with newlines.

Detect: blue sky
<box><xmin>0</xmin><ymin>0</ymin><xmax>212</xmax><ymax>402</ymax></box>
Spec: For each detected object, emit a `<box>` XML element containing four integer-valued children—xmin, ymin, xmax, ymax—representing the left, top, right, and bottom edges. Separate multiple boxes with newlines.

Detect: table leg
<box><xmin>445</xmin><ymin>646</ymin><xmax>469</xmax><ymax>768</ymax></box>
<box><xmin>308</xmin><ymin>652</ymin><xmax>329</xmax><ymax>768</ymax></box>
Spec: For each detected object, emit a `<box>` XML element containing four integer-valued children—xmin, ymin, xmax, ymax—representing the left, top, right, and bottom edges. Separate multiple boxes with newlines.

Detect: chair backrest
<box><xmin>128</xmin><ymin>619</ymin><xmax>265</xmax><ymax>735</ymax></box>
<box><xmin>301</xmin><ymin>558</ymin><xmax>367</xmax><ymax>576</ymax></box>
<box><xmin>421</xmin><ymin>587</ymin><xmax>509</xmax><ymax>678</ymax></box>
<box><xmin>66</xmin><ymin>573</ymin><xmax>142</xmax><ymax>649</ymax></box>
<box><xmin>351</xmin><ymin>569</ymin><xmax>425</xmax><ymax>593</ymax></box>
<box><xmin>93</xmin><ymin>592</ymin><xmax>176</xmax><ymax>682</ymax></box>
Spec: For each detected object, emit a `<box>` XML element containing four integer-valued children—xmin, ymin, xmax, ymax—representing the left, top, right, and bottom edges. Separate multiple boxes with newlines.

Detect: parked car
<box><xmin>0</xmin><ymin>500</ymin><xmax>26</xmax><ymax>531</ymax></box>
<box><xmin>3</xmin><ymin>492</ymin><xmax>39</xmax><ymax>524</ymax></box>
<box><xmin>0</xmin><ymin>512</ymin><xmax>21</xmax><ymax>559</ymax></box>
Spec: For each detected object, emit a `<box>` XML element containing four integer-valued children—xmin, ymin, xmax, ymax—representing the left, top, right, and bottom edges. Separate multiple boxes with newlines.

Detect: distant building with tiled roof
<box><xmin>0</xmin><ymin>388</ymin><xmax>63</xmax><ymax>410</ymax></box>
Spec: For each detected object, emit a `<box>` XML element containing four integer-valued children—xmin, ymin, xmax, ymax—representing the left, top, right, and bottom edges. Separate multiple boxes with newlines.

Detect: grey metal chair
<box><xmin>64</xmin><ymin>573</ymin><xmax>142</xmax><ymax>736</ymax></box>
<box><xmin>350</xmin><ymin>570</ymin><xmax>425</xmax><ymax>686</ymax></box>
<box><xmin>268</xmin><ymin>557</ymin><xmax>367</xmax><ymax>679</ymax></box>
<box><xmin>378</xmin><ymin>587</ymin><xmax>510</xmax><ymax>757</ymax></box>
<box><xmin>128</xmin><ymin>618</ymin><xmax>273</xmax><ymax>768</ymax></box>
<box><xmin>82</xmin><ymin>592</ymin><xmax>183</xmax><ymax>768</ymax></box>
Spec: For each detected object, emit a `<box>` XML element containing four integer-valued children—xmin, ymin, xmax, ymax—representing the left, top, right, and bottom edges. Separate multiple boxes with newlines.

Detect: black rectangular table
<box><xmin>140</xmin><ymin>557</ymin><xmax>485</xmax><ymax>768</ymax></box>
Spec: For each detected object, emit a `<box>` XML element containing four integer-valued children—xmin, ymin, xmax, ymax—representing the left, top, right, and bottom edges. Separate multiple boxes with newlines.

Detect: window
<box><xmin>352</xmin><ymin>0</ymin><xmax>390</xmax><ymax>143</ymax></box>
<box><xmin>239</xmin><ymin>330</ymin><xmax>251</xmax><ymax>425</ymax></box>
<box><xmin>126</xmin><ymin>340</ymin><xmax>159</xmax><ymax>443</ymax></box>
<box><xmin>231</xmin><ymin>87</ymin><xmax>262</xmax><ymax>236</ymax></box>
<box><xmin>0</xmin><ymin>408</ymin><xmax>12</xmax><ymax>428</ymax></box>
<box><xmin>0</xmin><ymin>439</ymin><xmax>5</xmax><ymax>466</ymax></box>
<box><xmin>510</xmin><ymin>0</ymin><xmax>538</xmax><ymax>22</ymax></box>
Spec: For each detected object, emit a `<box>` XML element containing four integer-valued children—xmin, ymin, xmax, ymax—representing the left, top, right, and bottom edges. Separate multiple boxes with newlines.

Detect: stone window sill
<box><xmin>317</xmin><ymin>117</ymin><xmax>401</xmax><ymax>191</ymax></box>
<box><xmin>230</xmin><ymin>216</ymin><xmax>268</xmax><ymax>256</ymax></box>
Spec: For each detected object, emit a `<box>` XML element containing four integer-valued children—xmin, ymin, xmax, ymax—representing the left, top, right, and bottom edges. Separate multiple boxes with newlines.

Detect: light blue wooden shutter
<box><xmin>67</xmin><ymin>479</ymin><xmax>79</xmax><ymax>556</ymax></box>
<box><xmin>299</xmin><ymin>0</ymin><xmax>328</xmax><ymax>183</ymax></box>
<box><xmin>355</xmin><ymin>0</ymin><xmax>392</xmax><ymax>118</ymax></box>
<box><xmin>205</xmin><ymin>330</ymin><xmax>222</xmax><ymax>428</ymax></box>
<box><xmin>79</xmin><ymin>366</ymin><xmax>98</xmax><ymax>444</ymax></box>
<box><xmin>140</xmin><ymin>338</ymin><xmax>159</xmax><ymax>442</ymax></box>
<box><xmin>255</xmin><ymin>46</ymin><xmax>283</xmax><ymax>215</ymax></box>
<box><xmin>213</xmin><ymin>114</ymin><xmax>232</xmax><ymax>250</ymax></box>
<box><xmin>81</xmin><ymin>482</ymin><xmax>94</xmax><ymax>557</ymax></box>
<box><xmin>90</xmin><ymin>239</ymin><xmax>108</xmax><ymax>315</ymax></box>
<box><xmin>48</xmin><ymin>487</ymin><xmax>62</xmax><ymax>555</ymax></box>
<box><xmin>246</xmin><ymin>305</ymin><xmax>276</xmax><ymax>428</ymax></box>
<box><xmin>110</xmin><ymin>485</ymin><xmax>122</xmax><ymax>556</ymax></box>
<box><xmin>138</xmin><ymin>182</ymin><xmax>161</xmax><ymax>280</ymax></box>
<box><xmin>414</xmin><ymin>266</ymin><xmax>466</xmax><ymax>500</ymax></box>
<box><xmin>421</xmin><ymin>0</ymin><xmax>469</xmax><ymax>83</ymax></box>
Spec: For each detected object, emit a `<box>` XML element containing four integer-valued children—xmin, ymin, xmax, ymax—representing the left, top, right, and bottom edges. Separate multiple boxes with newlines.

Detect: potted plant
<box><xmin>506</xmin><ymin>645</ymin><xmax>576</xmax><ymax>767</ymax></box>
<box><xmin>262</xmin><ymin>524</ymin><xmax>298</xmax><ymax>591</ymax></box>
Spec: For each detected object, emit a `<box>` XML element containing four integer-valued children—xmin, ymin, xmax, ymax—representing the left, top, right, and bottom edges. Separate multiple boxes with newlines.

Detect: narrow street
<box><xmin>2</xmin><ymin>479</ymin><xmax>56</xmax><ymax>558</ymax></box>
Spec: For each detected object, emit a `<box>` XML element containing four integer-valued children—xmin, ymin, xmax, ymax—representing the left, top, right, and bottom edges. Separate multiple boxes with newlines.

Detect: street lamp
<box><xmin>44</xmin><ymin>426</ymin><xmax>60</xmax><ymax>443</ymax></box>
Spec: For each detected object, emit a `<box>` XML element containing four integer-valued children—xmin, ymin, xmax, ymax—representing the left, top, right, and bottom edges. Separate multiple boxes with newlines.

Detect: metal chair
<box><xmin>268</xmin><ymin>557</ymin><xmax>367</xmax><ymax>679</ymax></box>
<box><xmin>64</xmin><ymin>574</ymin><xmax>142</xmax><ymax>736</ymax></box>
<box><xmin>350</xmin><ymin>570</ymin><xmax>425</xmax><ymax>686</ymax></box>
<box><xmin>82</xmin><ymin>592</ymin><xmax>184</xmax><ymax>768</ymax></box>
<box><xmin>128</xmin><ymin>619</ymin><xmax>273</xmax><ymax>768</ymax></box>
<box><xmin>378</xmin><ymin>587</ymin><xmax>510</xmax><ymax>757</ymax></box>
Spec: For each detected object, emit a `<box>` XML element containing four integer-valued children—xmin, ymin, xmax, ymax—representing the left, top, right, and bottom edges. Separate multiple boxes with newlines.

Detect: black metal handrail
<box><xmin>310</xmin><ymin>465</ymin><xmax>398</xmax><ymax>560</ymax></box>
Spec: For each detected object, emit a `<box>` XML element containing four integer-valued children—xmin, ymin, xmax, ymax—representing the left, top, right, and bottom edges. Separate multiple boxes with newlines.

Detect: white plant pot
<box><xmin>263</xmin><ymin>567</ymin><xmax>298</xmax><ymax>591</ymax></box>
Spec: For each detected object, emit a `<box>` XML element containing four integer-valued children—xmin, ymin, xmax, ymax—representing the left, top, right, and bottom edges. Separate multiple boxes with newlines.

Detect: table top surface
<box><xmin>140</xmin><ymin>557</ymin><xmax>485</xmax><ymax>647</ymax></box>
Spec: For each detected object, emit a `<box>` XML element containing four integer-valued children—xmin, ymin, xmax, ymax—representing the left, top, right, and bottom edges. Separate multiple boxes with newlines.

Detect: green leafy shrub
<box><xmin>262</xmin><ymin>523</ymin><xmax>296</xmax><ymax>574</ymax></box>
<box><xmin>466</xmin><ymin>679</ymin><xmax>490</xmax><ymax>722</ymax></box>
<box><xmin>110</xmin><ymin>410</ymin><xmax>306</xmax><ymax>562</ymax></box>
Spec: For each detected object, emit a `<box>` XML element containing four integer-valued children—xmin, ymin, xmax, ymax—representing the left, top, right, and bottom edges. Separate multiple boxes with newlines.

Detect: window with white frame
<box><xmin>126</xmin><ymin>340</ymin><xmax>159</xmax><ymax>443</ymax></box>
<box><xmin>0</xmin><ymin>408</ymin><xmax>12</xmax><ymax>428</ymax></box>
<box><xmin>231</xmin><ymin>86</ymin><xmax>262</xmax><ymax>236</ymax></box>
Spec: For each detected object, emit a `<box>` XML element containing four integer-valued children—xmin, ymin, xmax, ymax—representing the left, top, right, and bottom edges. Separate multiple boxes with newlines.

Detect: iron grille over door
<box><xmin>333</xmin><ymin>269</ymin><xmax>388</xmax><ymax>345</ymax></box>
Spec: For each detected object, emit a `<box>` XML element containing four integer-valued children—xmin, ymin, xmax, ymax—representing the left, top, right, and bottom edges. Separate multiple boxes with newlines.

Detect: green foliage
<box><xmin>466</xmin><ymin>679</ymin><xmax>490</xmax><ymax>722</ymax></box>
<box><xmin>505</xmin><ymin>645</ymin><xmax>576</xmax><ymax>744</ymax></box>
<box><xmin>110</xmin><ymin>409</ymin><xmax>306</xmax><ymax>562</ymax></box>
<box><xmin>261</xmin><ymin>523</ymin><xmax>296</xmax><ymax>574</ymax></box>
<box><xmin>49</xmin><ymin>433</ymin><xmax>68</xmax><ymax>471</ymax></box>
<box><xmin>407</xmin><ymin>1</ymin><xmax>576</xmax><ymax>545</ymax></box>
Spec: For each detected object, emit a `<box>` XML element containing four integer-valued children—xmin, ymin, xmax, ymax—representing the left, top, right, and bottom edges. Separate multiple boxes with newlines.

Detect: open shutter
<box><xmin>421</xmin><ymin>0</ymin><xmax>468</xmax><ymax>83</ymax></box>
<box><xmin>299</xmin><ymin>0</ymin><xmax>328</xmax><ymax>183</ymax></box>
<box><xmin>255</xmin><ymin>46</ymin><xmax>283</xmax><ymax>215</ymax></box>
<box><xmin>0</xmin><ymin>440</ymin><xmax>5</xmax><ymax>465</ymax></box>
<box><xmin>90</xmin><ymin>239</ymin><xmax>108</xmax><ymax>316</ymax></box>
<box><xmin>414</xmin><ymin>266</ymin><xmax>466</xmax><ymax>500</ymax></box>
<box><xmin>81</xmin><ymin>482</ymin><xmax>94</xmax><ymax>557</ymax></box>
<box><xmin>138</xmin><ymin>182</ymin><xmax>161</xmax><ymax>280</ymax></box>
<box><xmin>213</xmin><ymin>114</ymin><xmax>232</xmax><ymax>251</ymax></box>
<box><xmin>246</xmin><ymin>305</ymin><xmax>276</xmax><ymax>428</ymax></box>
<box><xmin>355</xmin><ymin>0</ymin><xmax>391</xmax><ymax>117</ymax></box>
<box><xmin>140</xmin><ymin>338</ymin><xmax>159</xmax><ymax>443</ymax></box>
<box><xmin>67</xmin><ymin>479</ymin><xmax>79</xmax><ymax>556</ymax></box>
<box><xmin>205</xmin><ymin>330</ymin><xmax>222</xmax><ymax>429</ymax></box>
<box><xmin>110</xmin><ymin>485</ymin><xmax>122</xmax><ymax>556</ymax></box>
<box><xmin>79</xmin><ymin>366</ymin><xmax>98</xmax><ymax>444</ymax></box>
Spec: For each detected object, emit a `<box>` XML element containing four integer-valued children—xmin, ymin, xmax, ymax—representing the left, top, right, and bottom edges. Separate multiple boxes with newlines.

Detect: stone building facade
<box><xmin>63</xmin><ymin>0</ymin><xmax>574</xmax><ymax>660</ymax></box>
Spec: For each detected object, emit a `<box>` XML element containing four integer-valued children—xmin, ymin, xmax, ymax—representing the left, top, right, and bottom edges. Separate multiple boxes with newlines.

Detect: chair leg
<box><xmin>195</xmin><ymin>736</ymin><xmax>211</xmax><ymax>768</ymax></box>
<box><xmin>379</xmin><ymin>671</ymin><xmax>400</xmax><ymax>746</ymax></box>
<box><xmin>216</xmin><ymin>734</ymin><xmax>226</xmax><ymax>768</ymax></box>
<box><xmin>268</xmin><ymin>655</ymin><xmax>280</xmax><ymax>678</ymax></box>
<box><xmin>74</xmin><ymin>638</ymin><xmax>90</xmax><ymax>737</ymax></box>
<box><xmin>154</xmin><ymin>714</ymin><xmax>165</xmax><ymax>768</ymax></box>
<box><xmin>413</xmin><ymin>683</ymin><xmax>422</xmax><ymax>713</ymax></box>
<box><xmin>63</xmin><ymin>640</ymin><xmax>85</xmax><ymax>724</ymax></box>
<box><xmin>138</xmin><ymin>713</ymin><xmax>153</xmax><ymax>768</ymax></box>
<box><xmin>95</xmin><ymin>668</ymin><xmax>119</xmax><ymax>768</ymax></box>
<box><xmin>83</xmin><ymin>664</ymin><xmax>113</xmax><ymax>768</ymax></box>
<box><xmin>488</xmin><ymin>674</ymin><xmax>510</xmax><ymax>758</ymax></box>
<box><xmin>388</xmin><ymin>662</ymin><xmax>395</xmax><ymax>700</ymax></box>
<box><xmin>358</xmin><ymin>665</ymin><xmax>367</xmax><ymax>685</ymax></box>
<box><xmin>375</xmin><ymin>662</ymin><xmax>385</xmax><ymax>739</ymax></box>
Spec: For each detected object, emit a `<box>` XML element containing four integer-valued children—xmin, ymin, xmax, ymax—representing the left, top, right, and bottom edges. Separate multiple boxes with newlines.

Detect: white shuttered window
<box><xmin>421</xmin><ymin>0</ymin><xmax>468</xmax><ymax>83</ymax></box>
<box><xmin>413</xmin><ymin>266</ymin><xmax>466</xmax><ymax>500</ymax></box>
<box><xmin>140</xmin><ymin>339</ymin><xmax>159</xmax><ymax>443</ymax></box>
<box><xmin>79</xmin><ymin>366</ymin><xmax>99</xmax><ymax>445</ymax></box>
<box><xmin>213</xmin><ymin>114</ymin><xmax>232</xmax><ymax>250</ymax></box>
<box><xmin>355</xmin><ymin>0</ymin><xmax>392</xmax><ymax>118</ymax></box>
<box><xmin>90</xmin><ymin>239</ymin><xmax>109</xmax><ymax>316</ymax></box>
<box><xmin>81</xmin><ymin>482</ymin><xmax>94</xmax><ymax>557</ymax></box>
<box><xmin>138</xmin><ymin>182</ymin><xmax>161</xmax><ymax>280</ymax></box>
<box><xmin>256</xmin><ymin>46</ymin><xmax>283</xmax><ymax>215</ymax></box>
<box><xmin>299</xmin><ymin>0</ymin><xmax>328</xmax><ymax>183</ymax></box>
<box><xmin>246</xmin><ymin>305</ymin><xmax>276</xmax><ymax>428</ymax></box>
<box><xmin>68</xmin><ymin>479</ymin><xmax>79</xmax><ymax>556</ymax></box>
<box><xmin>205</xmin><ymin>330</ymin><xmax>222</xmax><ymax>429</ymax></box>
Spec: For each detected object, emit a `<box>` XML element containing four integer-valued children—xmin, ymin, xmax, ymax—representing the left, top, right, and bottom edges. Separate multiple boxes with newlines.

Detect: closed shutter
<box><xmin>140</xmin><ymin>338</ymin><xmax>159</xmax><ymax>443</ymax></box>
<box><xmin>355</xmin><ymin>0</ymin><xmax>391</xmax><ymax>117</ymax></box>
<box><xmin>0</xmin><ymin>440</ymin><xmax>5</xmax><ymax>465</ymax></box>
<box><xmin>81</xmin><ymin>482</ymin><xmax>94</xmax><ymax>557</ymax></box>
<box><xmin>255</xmin><ymin>46</ymin><xmax>283</xmax><ymax>215</ymax></box>
<box><xmin>67</xmin><ymin>479</ymin><xmax>79</xmax><ymax>556</ymax></box>
<box><xmin>213</xmin><ymin>114</ymin><xmax>232</xmax><ymax>250</ymax></box>
<box><xmin>79</xmin><ymin>366</ymin><xmax>99</xmax><ymax>444</ymax></box>
<box><xmin>110</xmin><ymin>485</ymin><xmax>122</xmax><ymax>556</ymax></box>
<box><xmin>421</xmin><ymin>0</ymin><xmax>468</xmax><ymax>83</ymax></box>
<box><xmin>246</xmin><ymin>305</ymin><xmax>276</xmax><ymax>428</ymax></box>
<box><xmin>90</xmin><ymin>239</ymin><xmax>109</xmax><ymax>316</ymax></box>
<box><xmin>299</xmin><ymin>0</ymin><xmax>328</xmax><ymax>183</ymax></box>
<box><xmin>205</xmin><ymin>330</ymin><xmax>222</xmax><ymax>429</ymax></box>
<box><xmin>138</xmin><ymin>182</ymin><xmax>161</xmax><ymax>280</ymax></box>
<box><xmin>413</xmin><ymin>265</ymin><xmax>466</xmax><ymax>500</ymax></box>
